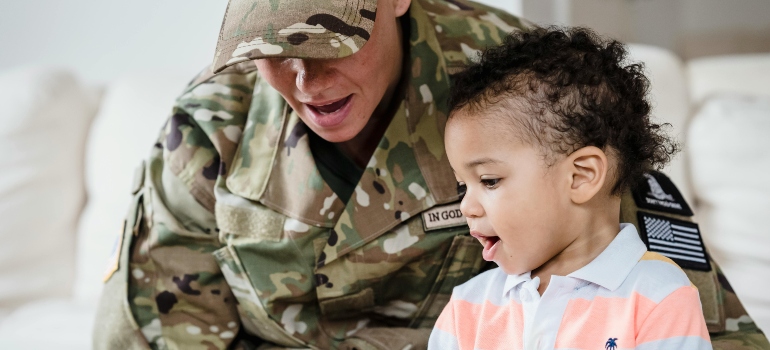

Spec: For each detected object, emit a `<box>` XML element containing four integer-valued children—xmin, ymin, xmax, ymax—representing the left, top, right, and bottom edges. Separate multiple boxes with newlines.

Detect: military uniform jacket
<box><xmin>93</xmin><ymin>1</ymin><xmax>770</xmax><ymax>349</ymax></box>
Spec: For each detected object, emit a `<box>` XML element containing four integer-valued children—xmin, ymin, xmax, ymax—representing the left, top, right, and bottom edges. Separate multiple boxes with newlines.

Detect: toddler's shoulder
<box><xmin>636</xmin><ymin>251</ymin><xmax>692</xmax><ymax>282</ymax></box>
<box><xmin>622</xmin><ymin>251</ymin><xmax>696</xmax><ymax>302</ymax></box>
<box><xmin>638</xmin><ymin>251</ymin><xmax>686</xmax><ymax>268</ymax></box>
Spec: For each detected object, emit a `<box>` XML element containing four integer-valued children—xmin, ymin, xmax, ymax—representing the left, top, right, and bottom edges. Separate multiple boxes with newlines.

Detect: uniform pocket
<box><xmin>212</xmin><ymin>245</ymin><xmax>307</xmax><ymax>348</ymax></box>
<box><xmin>410</xmin><ymin>234</ymin><xmax>484</xmax><ymax>328</ymax></box>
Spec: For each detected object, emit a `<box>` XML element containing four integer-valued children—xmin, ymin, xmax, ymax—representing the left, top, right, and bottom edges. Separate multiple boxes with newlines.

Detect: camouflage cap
<box><xmin>212</xmin><ymin>0</ymin><xmax>378</xmax><ymax>73</ymax></box>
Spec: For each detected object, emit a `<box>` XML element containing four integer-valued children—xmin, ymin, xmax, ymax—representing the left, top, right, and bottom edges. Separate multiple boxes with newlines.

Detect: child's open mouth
<box><xmin>470</xmin><ymin>231</ymin><xmax>501</xmax><ymax>261</ymax></box>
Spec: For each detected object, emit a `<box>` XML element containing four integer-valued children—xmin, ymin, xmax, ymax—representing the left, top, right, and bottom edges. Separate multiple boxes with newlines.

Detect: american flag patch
<box><xmin>637</xmin><ymin>212</ymin><xmax>711</xmax><ymax>271</ymax></box>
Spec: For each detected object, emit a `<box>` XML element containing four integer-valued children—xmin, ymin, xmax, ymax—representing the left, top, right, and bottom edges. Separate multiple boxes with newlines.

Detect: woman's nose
<box><xmin>291</xmin><ymin>58</ymin><xmax>334</xmax><ymax>95</ymax></box>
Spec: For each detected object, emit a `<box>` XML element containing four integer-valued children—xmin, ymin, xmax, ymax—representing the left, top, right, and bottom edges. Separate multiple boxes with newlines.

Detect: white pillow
<box><xmin>688</xmin><ymin>54</ymin><xmax>770</xmax><ymax>107</ymax></box>
<box><xmin>73</xmin><ymin>73</ymin><xmax>192</xmax><ymax>302</ymax></box>
<box><xmin>0</xmin><ymin>298</ymin><xmax>96</xmax><ymax>350</ymax></box>
<box><xmin>0</xmin><ymin>66</ymin><xmax>97</xmax><ymax>311</ymax></box>
<box><xmin>688</xmin><ymin>94</ymin><xmax>770</xmax><ymax>331</ymax></box>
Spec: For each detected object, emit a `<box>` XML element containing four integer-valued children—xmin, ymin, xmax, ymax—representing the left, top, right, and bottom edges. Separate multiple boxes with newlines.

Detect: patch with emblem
<box><xmin>632</xmin><ymin>171</ymin><xmax>693</xmax><ymax>216</ymax></box>
<box><xmin>637</xmin><ymin>212</ymin><xmax>711</xmax><ymax>271</ymax></box>
<box><xmin>102</xmin><ymin>220</ymin><xmax>126</xmax><ymax>282</ymax></box>
<box><xmin>422</xmin><ymin>202</ymin><xmax>467</xmax><ymax>232</ymax></box>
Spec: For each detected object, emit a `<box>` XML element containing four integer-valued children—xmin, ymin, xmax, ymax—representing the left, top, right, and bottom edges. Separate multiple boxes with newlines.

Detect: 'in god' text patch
<box><xmin>422</xmin><ymin>202</ymin><xmax>467</xmax><ymax>231</ymax></box>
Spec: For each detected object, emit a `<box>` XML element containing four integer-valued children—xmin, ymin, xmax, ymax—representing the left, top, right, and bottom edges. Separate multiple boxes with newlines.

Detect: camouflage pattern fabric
<box><xmin>213</xmin><ymin>0</ymin><xmax>377</xmax><ymax>71</ymax></box>
<box><xmin>94</xmin><ymin>0</ymin><xmax>529</xmax><ymax>349</ymax></box>
<box><xmin>93</xmin><ymin>0</ymin><xmax>769</xmax><ymax>349</ymax></box>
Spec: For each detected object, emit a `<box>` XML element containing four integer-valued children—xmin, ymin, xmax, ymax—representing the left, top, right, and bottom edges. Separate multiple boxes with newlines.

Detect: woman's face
<box><xmin>255</xmin><ymin>0</ymin><xmax>410</xmax><ymax>143</ymax></box>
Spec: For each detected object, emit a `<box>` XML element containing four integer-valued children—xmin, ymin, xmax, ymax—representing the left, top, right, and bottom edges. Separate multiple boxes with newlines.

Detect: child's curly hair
<box><xmin>448</xmin><ymin>26</ymin><xmax>679</xmax><ymax>195</ymax></box>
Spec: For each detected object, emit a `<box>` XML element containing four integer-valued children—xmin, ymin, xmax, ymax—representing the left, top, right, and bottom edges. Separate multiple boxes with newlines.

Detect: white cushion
<box><xmin>0</xmin><ymin>66</ymin><xmax>97</xmax><ymax>312</ymax></box>
<box><xmin>627</xmin><ymin>44</ymin><xmax>693</xmax><ymax>204</ymax></box>
<box><xmin>0</xmin><ymin>298</ymin><xmax>96</xmax><ymax>350</ymax></box>
<box><xmin>688</xmin><ymin>94</ymin><xmax>770</xmax><ymax>331</ymax></box>
<box><xmin>688</xmin><ymin>53</ymin><xmax>770</xmax><ymax>106</ymax></box>
<box><xmin>73</xmin><ymin>73</ymin><xmax>192</xmax><ymax>302</ymax></box>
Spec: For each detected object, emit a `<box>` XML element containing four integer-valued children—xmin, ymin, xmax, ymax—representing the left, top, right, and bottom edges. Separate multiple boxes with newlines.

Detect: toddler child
<box><xmin>429</xmin><ymin>27</ymin><xmax>711</xmax><ymax>350</ymax></box>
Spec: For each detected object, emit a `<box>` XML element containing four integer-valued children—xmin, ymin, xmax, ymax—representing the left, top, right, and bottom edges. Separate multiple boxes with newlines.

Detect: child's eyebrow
<box><xmin>465</xmin><ymin>157</ymin><xmax>502</xmax><ymax>169</ymax></box>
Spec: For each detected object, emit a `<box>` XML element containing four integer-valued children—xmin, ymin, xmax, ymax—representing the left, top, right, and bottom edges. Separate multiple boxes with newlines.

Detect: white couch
<box><xmin>0</xmin><ymin>45</ymin><xmax>768</xmax><ymax>349</ymax></box>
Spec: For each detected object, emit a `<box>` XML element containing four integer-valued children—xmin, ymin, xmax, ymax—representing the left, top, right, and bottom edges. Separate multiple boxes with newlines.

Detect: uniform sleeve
<box><xmin>429</xmin><ymin>294</ymin><xmax>461</xmax><ymax>350</ymax></box>
<box><xmin>93</xmin><ymin>70</ymin><xmax>257</xmax><ymax>350</ymax></box>
<box><xmin>636</xmin><ymin>285</ymin><xmax>712</xmax><ymax>350</ymax></box>
<box><xmin>709</xmin><ymin>262</ymin><xmax>770</xmax><ymax>350</ymax></box>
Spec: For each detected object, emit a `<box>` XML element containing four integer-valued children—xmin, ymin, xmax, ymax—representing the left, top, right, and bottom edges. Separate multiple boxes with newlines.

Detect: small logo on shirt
<box><xmin>605</xmin><ymin>338</ymin><xmax>618</xmax><ymax>350</ymax></box>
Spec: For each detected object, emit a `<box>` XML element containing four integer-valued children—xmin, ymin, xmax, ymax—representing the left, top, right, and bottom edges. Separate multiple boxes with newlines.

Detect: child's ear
<box><xmin>566</xmin><ymin>146</ymin><xmax>609</xmax><ymax>204</ymax></box>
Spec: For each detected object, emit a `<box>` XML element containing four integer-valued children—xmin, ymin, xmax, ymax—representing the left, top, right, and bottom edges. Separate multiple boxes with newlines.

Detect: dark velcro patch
<box><xmin>637</xmin><ymin>212</ymin><xmax>711</xmax><ymax>271</ymax></box>
<box><xmin>632</xmin><ymin>171</ymin><xmax>694</xmax><ymax>217</ymax></box>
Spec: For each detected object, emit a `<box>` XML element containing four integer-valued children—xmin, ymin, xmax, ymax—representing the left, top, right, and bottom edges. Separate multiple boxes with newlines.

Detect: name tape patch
<box><xmin>637</xmin><ymin>212</ymin><xmax>711</xmax><ymax>271</ymax></box>
<box><xmin>422</xmin><ymin>203</ymin><xmax>467</xmax><ymax>231</ymax></box>
<box><xmin>632</xmin><ymin>171</ymin><xmax>693</xmax><ymax>216</ymax></box>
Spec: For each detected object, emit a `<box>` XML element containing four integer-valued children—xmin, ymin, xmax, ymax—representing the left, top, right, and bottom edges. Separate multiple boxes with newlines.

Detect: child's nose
<box><xmin>459</xmin><ymin>191</ymin><xmax>483</xmax><ymax>218</ymax></box>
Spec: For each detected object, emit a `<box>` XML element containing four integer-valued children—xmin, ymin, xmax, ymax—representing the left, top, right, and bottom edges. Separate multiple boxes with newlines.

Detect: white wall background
<box><xmin>3</xmin><ymin>0</ymin><xmax>768</xmax><ymax>83</ymax></box>
<box><xmin>522</xmin><ymin>0</ymin><xmax>770</xmax><ymax>59</ymax></box>
<box><xmin>0</xmin><ymin>0</ymin><xmax>521</xmax><ymax>85</ymax></box>
<box><xmin>0</xmin><ymin>1</ymin><xmax>226</xmax><ymax>84</ymax></box>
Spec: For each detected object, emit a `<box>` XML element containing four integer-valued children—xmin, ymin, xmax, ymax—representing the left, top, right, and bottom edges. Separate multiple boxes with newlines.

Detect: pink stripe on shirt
<box><xmin>428</xmin><ymin>224</ymin><xmax>712</xmax><ymax>350</ymax></box>
<box><xmin>435</xmin><ymin>298</ymin><xmax>524</xmax><ymax>350</ymax></box>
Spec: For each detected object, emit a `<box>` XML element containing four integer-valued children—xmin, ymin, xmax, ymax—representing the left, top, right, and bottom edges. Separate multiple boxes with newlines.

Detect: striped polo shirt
<box><xmin>429</xmin><ymin>224</ymin><xmax>712</xmax><ymax>350</ymax></box>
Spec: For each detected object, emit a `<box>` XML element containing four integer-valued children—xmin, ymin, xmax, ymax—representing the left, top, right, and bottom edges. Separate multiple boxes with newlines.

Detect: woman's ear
<box><xmin>567</xmin><ymin>146</ymin><xmax>609</xmax><ymax>204</ymax></box>
<box><xmin>393</xmin><ymin>0</ymin><xmax>411</xmax><ymax>17</ymax></box>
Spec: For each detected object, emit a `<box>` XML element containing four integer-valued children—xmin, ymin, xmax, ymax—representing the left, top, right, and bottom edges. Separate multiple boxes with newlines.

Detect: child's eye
<box><xmin>457</xmin><ymin>182</ymin><xmax>467</xmax><ymax>197</ymax></box>
<box><xmin>480</xmin><ymin>178</ymin><xmax>500</xmax><ymax>189</ymax></box>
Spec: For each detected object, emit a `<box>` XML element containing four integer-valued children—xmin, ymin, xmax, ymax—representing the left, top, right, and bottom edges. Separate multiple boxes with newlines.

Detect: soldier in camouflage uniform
<box><xmin>93</xmin><ymin>0</ymin><xmax>770</xmax><ymax>349</ymax></box>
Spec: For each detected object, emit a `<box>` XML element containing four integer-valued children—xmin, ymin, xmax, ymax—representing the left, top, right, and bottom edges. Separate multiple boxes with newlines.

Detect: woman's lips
<box><xmin>304</xmin><ymin>95</ymin><xmax>353</xmax><ymax>128</ymax></box>
<box><xmin>310</xmin><ymin>97</ymin><xmax>349</xmax><ymax>114</ymax></box>
<box><xmin>470</xmin><ymin>231</ymin><xmax>501</xmax><ymax>261</ymax></box>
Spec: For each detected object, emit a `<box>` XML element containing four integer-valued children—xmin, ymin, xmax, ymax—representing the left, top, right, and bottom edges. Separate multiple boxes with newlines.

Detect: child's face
<box><xmin>445</xmin><ymin>111</ymin><xmax>577</xmax><ymax>276</ymax></box>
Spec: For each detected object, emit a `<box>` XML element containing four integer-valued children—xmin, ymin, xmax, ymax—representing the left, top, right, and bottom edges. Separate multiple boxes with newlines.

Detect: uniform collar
<box><xmin>318</xmin><ymin>1</ymin><xmax>460</xmax><ymax>265</ymax></box>
<box><xmin>223</xmin><ymin>0</ymin><xmax>457</xmax><ymax>265</ymax></box>
<box><xmin>502</xmin><ymin>223</ymin><xmax>647</xmax><ymax>297</ymax></box>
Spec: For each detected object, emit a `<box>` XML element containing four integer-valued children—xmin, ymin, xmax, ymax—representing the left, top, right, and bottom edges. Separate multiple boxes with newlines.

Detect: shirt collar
<box><xmin>568</xmin><ymin>223</ymin><xmax>647</xmax><ymax>291</ymax></box>
<box><xmin>503</xmin><ymin>271</ymin><xmax>532</xmax><ymax>298</ymax></box>
<box><xmin>502</xmin><ymin>223</ymin><xmax>647</xmax><ymax>298</ymax></box>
